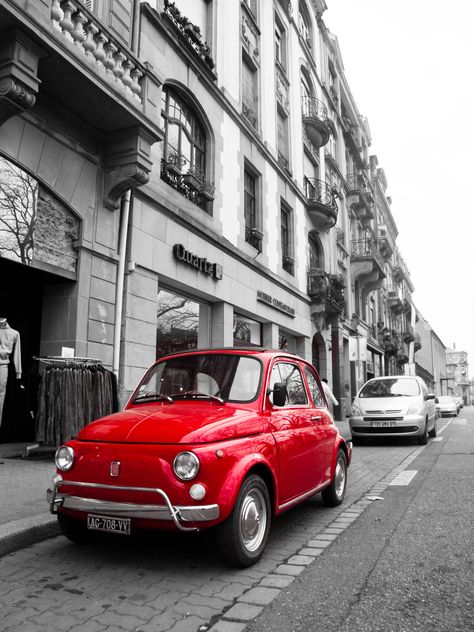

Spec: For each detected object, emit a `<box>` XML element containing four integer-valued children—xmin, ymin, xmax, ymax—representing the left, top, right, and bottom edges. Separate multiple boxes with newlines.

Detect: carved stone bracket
<box><xmin>0</xmin><ymin>29</ymin><xmax>45</xmax><ymax>126</ymax></box>
<box><xmin>104</xmin><ymin>126</ymin><xmax>157</xmax><ymax>210</ymax></box>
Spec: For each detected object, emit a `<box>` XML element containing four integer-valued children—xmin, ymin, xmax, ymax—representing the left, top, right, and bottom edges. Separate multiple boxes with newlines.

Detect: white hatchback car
<box><xmin>350</xmin><ymin>375</ymin><xmax>437</xmax><ymax>445</ymax></box>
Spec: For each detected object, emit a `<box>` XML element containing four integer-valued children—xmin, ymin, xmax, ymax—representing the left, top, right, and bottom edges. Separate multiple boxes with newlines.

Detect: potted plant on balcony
<box><xmin>165</xmin><ymin>151</ymin><xmax>186</xmax><ymax>176</ymax></box>
<box><xmin>182</xmin><ymin>167</ymin><xmax>202</xmax><ymax>190</ymax></box>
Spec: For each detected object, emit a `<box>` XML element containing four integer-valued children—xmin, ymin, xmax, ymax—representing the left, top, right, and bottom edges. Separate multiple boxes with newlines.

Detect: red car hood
<box><xmin>77</xmin><ymin>402</ymin><xmax>264</xmax><ymax>444</ymax></box>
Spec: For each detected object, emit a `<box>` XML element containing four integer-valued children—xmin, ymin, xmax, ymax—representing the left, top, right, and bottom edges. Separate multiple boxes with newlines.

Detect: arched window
<box><xmin>298</xmin><ymin>1</ymin><xmax>311</xmax><ymax>45</ymax></box>
<box><xmin>160</xmin><ymin>86</ymin><xmax>213</xmax><ymax>210</ymax></box>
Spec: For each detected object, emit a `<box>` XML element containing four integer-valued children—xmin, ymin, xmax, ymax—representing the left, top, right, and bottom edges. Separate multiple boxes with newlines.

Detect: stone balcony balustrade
<box><xmin>51</xmin><ymin>0</ymin><xmax>144</xmax><ymax>102</ymax></box>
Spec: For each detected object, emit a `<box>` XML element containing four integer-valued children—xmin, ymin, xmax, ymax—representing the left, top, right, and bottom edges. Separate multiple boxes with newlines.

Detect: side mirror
<box><xmin>426</xmin><ymin>393</ymin><xmax>436</xmax><ymax>400</ymax></box>
<box><xmin>271</xmin><ymin>382</ymin><xmax>288</xmax><ymax>407</ymax></box>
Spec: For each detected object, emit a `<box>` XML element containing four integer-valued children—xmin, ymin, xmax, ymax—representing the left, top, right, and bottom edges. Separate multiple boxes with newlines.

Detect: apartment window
<box><xmin>281</xmin><ymin>203</ymin><xmax>294</xmax><ymax>274</ymax></box>
<box><xmin>308</xmin><ymin>232</ymin><xmax>322</xmax><ymax>270</ymax></box>
<box><xmin>243</xmin><ymin>0</ymin><xmax>258</xmax><ymax>20</ymax></box>
<box><xmin>244</xmin><ymin>166</ymin><xmax>262</xmax><ymax>250</ymax></box>
<box><xmin>298</xmin><ymin>2</ymin><xmax>311</xmax><ymax>44</ymax></box>
<box><xmin>275</xmin><ymin>14</ymin><xmax>287</xmax><ymax>71</ymax></box>
<box><xmin>242</xmin><ymin>54</ymin><xmax>258</xmax><ymax>127</ymax></box>
<box><xmin>277</xmin><ymin>107</ymin><xmax>289</xmax><ymax>169</ymax></box>
<box><xmin>160</xmin><ymin>86</ymin><xmax>213</xmax><ymax>211</ymax></box>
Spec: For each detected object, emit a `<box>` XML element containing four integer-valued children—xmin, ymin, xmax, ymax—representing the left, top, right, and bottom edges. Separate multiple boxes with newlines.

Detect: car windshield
<box><xmin>359</xmin><ymin>378</ymin><xmax>420</xmax><ymax>398</ymax></box>
<box><xmin>134</xmin><ymin>353</ymin><xmax>262</xmax><ymax>403</ymax></box>
<box><xmin>437</xmin><ymin>396</ymin><xmax>454</xmax><ymax>403</ymax></box>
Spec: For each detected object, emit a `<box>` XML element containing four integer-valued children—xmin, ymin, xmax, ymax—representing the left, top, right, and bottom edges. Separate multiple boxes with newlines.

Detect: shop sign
<box><xmin>173</xmin><ymin>244</ymin><xmax>223</xmax><ymax>280</ymax></box>
<box><xmin>257</xmin><ymin>290</ymin><xmax>295</xmax><ymax>317</ymax></box>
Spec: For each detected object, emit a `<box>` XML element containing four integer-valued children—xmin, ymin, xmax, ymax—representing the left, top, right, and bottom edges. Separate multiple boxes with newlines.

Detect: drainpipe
<box><xmin>113</xmin><ymin>190</ymin><xmax>132</xmax><ymax>378</ymax></box>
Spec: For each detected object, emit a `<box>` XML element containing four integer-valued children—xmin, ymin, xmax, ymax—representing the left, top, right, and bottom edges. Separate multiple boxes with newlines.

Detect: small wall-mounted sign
<box><xmin>173</xmin><ymin>243</ymin><xmax>223</xmax><ymax>280</ymax></box>
<box><xmin>257</xmin><ymin>290</ymin><xmax>295</xmax><ymax>317</ymax></box>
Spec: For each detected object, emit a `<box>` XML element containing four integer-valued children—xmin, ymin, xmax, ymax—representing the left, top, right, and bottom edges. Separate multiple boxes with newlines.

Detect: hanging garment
<box><xmin>0</xmin><ymin>320</ymin><xmax>22</xmax><ymax>428</ymax></box>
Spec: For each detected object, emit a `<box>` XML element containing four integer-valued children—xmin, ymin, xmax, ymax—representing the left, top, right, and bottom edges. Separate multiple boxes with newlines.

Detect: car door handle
<box><xmin>310</xmin><ymin>415</ymin><xmax>322</xmax><ymax>422</ymax></box>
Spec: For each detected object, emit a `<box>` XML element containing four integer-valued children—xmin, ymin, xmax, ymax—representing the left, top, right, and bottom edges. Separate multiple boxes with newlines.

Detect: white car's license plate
<box><xmin>87</xmin><ymin>514</ymin><xmax>131</xmax><ymax>535</ymax></box>
<box><xmin>371</xmin><ymin>421</ymin><xmax>396</xmax><ymax>428</ymax></box>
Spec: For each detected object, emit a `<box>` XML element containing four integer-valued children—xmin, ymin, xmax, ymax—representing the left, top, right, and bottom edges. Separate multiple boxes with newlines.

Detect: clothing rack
<box><xmin>33</xmin><ymin>355</ymin><xmax>102</xmax><ymax>365</ymax></box>
<box><xmin>31</xmin><ymin>356</ymin><xmax>119</xmax><ymax>449</ymax></box>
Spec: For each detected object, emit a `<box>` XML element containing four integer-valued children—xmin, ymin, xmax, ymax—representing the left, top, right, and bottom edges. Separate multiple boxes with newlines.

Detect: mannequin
<box><xmin>0</xmin><ymin>318</ymin><xmax>22</xmax><ymax>431</ymax></box>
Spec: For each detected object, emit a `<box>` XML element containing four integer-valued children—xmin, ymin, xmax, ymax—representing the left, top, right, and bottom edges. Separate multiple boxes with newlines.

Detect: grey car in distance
<box><xmin>350</xmin><ymin>375</ymin><xmax>437</xmax><ymax>445</ymax></box>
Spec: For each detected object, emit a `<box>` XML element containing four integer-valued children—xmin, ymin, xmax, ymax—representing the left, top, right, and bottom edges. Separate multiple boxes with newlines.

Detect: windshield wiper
<box><xmin>171</xmin><ymin>391</ymin><xmax>224</xmax><ymax>404</ymax></box>
<box><xmin>134</xmin><ymin>393</ymin><xmax>173</xmax><ymax>404</ymax></box>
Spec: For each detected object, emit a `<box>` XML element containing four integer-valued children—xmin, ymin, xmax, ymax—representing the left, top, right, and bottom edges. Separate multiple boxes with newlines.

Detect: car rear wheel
<box><xmin>58</xmin><ymin>513</ymin><xmax>92</xmax><ymax>544</ymax></box>
<box><xmin>321</xmin><ymin>449</ymin><xmax>347</xmax><ymax>506</ymax></box>
<box><xmin>216</xmin><ymin>474</ymin><xmax>271</xmax><ymax>567</ymax></box>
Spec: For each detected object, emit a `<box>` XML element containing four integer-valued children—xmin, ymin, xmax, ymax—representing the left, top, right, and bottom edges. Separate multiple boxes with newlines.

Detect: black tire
<box><xmin>321</xmin><ymin>449</ymin><xmax>347</xmax><ymax>506</ymax></box>
<box><xmin>417</xmin><ymin>420</ymin><xmax>429</xmax><ymax>445</ymax></box>
<box><xmin>215</xmin><ymin>474</ymin><xmax>271</xmax><ymax>567</ymax></box>
<box><xmin>58</xmin><ymin>513</ymin><xmax>92</xmax><ymax>544</ymax></box>
<box><xmin>428</xmin><ymin>419</ymin><xmax>437</xmax><ymax>438</ymax></box>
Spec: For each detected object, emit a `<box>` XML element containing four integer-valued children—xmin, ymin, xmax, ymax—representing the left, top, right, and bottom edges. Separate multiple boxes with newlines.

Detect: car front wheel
<box><xmin>216</xmin><ymin>474</ymin><xmax>271</xmax><ymax>567</ymax></box>
<box><xmin>58</xmin><ymin>513</ymin><xmax>92</xmax><ymax>544</ymax></box>
<box><xmin>428</xmin><ymin>419</ymin><xmax>437</xmax><ymax>438</ymax></box>
<box><xmin>322</xmin><ymin>449</ymin><xmax>347</xmax><ymax>506</ymax></box>
<box><xmin>417</xmin><ymin>420</ymin><xmax>429</xmax><ymax>445</ymax></box>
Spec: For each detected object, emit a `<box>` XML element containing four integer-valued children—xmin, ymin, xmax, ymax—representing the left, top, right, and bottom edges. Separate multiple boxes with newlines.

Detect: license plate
<box><xmin>87</xmin><ymin>513</ymin><xmax>131</xmax><ymax>535</ymax></box>
<box><xmin>371</xmin><ymin>421</ymin><xmax>396</xmax><ymax>428</ymax></box>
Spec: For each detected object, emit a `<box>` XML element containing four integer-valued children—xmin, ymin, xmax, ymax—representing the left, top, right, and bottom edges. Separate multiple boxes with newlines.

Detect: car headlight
<box><xmin>173</xmin><ymin>451</ymin><xmax>200</xmax><ymax>480</ymax></box>
<box><xmin>350</xmin><ymin>403</ymin><xmax>362</xmax><ymax>416</ymax></box>
<box><xmin>55</xmin><ymin>446</ymin><xmax>75</xmax><ymax>472</ymax></box>
<box><xmin>406</xmin><ymin>404</ymin><xmax>422</xmax><ymax>416</ymax></box>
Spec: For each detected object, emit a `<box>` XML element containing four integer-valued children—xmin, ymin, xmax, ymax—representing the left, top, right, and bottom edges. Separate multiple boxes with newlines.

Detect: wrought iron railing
<box><xmin>304</xmin><ymin>178</ymin><xmax>337</xmax><ymax>210</ymax></box>
<box><xmin>351</xmin><ymin>238</ymin><xmax>384</xmax><ymax>270</ymax></box>
<box><xmin>301</xmin><ymin>95</ymin><xmax>328</xmax><ymax>122</ymax></box>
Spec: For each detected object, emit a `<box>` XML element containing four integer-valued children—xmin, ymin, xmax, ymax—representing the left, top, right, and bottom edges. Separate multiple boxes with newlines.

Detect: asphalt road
<box><xmin>245</xmin><ymin>410</ymin><xmax>474</xmax><ymax>632</ymax></box>
<box><xmin>0</xmin><ymin>412</ymin><xmax>472</xmax><ymax>631</ymax></box>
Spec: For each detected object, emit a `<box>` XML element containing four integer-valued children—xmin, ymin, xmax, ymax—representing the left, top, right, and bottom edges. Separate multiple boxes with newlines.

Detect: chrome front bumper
<box><xmin>47</xmin><ymin>480</ymin><xmax>219</xmax><ymax>532</ymax></box>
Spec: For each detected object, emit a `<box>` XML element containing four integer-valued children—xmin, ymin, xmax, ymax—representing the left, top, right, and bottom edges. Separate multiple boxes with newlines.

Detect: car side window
<box><xmin>305</xmin><ymin>368</ymin><xmax>325</xmax><ymax>407</ymax></box>
<box><xmin>269</xmin><ymin>362</ymin><xmax>308</xmax><ymax>406</ymax></box>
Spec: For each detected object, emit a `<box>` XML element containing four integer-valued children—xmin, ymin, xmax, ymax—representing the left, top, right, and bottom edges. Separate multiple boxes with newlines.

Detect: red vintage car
<box><xmin>47</xmin><ymin>348</ymin><xmax>352</xmax><ymax>566</ymax></box>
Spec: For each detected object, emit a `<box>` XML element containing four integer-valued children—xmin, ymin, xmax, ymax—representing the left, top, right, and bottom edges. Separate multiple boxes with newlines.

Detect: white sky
<box><xmin>324</xmin><ymin>0</ymin><xmax>474</xmax><ymax>368</ymax></box>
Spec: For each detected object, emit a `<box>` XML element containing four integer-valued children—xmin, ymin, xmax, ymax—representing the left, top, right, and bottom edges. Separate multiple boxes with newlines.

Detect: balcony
<box><xmin>403</xmin><ymin>325</ymin><xmax>415</xmax><ymax>344</ymax></box>
<box><xmin>301</xmin><ymin>96</ymin><xmax>331</xmax><ymax>149</ymax></box>
<box><xmin>350</xmin><ymin>237</ymin><xmax>385</xmax><ymax>284</ymax></box>
<box><xmin>381</xmin><ymin>328</ymin><xmax>400</xmax><ymax>357</ymax></box>
<box><xmin>0</xmin><ymin>0</ymin><xmax>164</xmax><ymax>209</ymax></box>
<box><xmin>387</xmin><ymin>290</ymin><xmax>405</xmax><ymax>314</ymax></box>
<box><xmin>304</xmin><ymin>178</ymin><xmax>338</xmax><ymax>230</ymax></box>
<box><xmin>161</xmin><ymin>158</ymin><xmax>215</xmax><ymax>211</ymax></box>
<box><xmin>346</xmin><ymin>174</ymin><xmax>374</xmax><ymax>224</ymax></box>
<box><xmin>308</xmin><ymin>269</ymin><xmax>345</xmax><ymax>322</ymax></box>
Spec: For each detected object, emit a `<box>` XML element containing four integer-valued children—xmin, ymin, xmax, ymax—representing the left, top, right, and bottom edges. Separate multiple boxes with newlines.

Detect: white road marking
<box><xmin>389</xmin><ymin>470</ymin><xmax>417</xmax><ymax>486</ymax></box>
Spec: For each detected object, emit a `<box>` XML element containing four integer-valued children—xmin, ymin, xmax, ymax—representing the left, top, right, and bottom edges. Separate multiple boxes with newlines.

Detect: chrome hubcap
<box><xmin>334</xmin><ymin>456</ymin><xmax>346</xmax><ymax>499</ymax></box>
<box><xmin>240</xmin><ymin>488</ymin><xmax>267</xmax><ymax>552</ymax></box>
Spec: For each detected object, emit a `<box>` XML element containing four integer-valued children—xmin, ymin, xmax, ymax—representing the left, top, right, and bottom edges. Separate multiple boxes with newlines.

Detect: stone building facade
<box><xmin>0</xmin><ymin>0</ymin><xmax>444</xmax><ymax>441</ymax></box>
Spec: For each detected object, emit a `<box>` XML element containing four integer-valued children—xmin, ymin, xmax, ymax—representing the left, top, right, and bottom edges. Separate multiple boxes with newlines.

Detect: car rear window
<box><xmin>359</xmin><ymin>378</ymin><xmax>420</xmax><ymax>398</ymax></box>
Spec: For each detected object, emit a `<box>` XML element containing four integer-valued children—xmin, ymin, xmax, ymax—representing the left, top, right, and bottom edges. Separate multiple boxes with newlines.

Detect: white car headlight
<box><xmin>173</xmin><ymin>451</ymin><xmax>200</xmax><ymax>481</ymax></box>
<box><xmin>55</xmin><ymin>446</ymin><xmax>75</xmax><ymax>472</ymax></box>
<box><xmin>350</xmin><ymin>403</ymin><xmax>362</xmax><ymax>416</ymax></box>
<box><xmin>406</xmin><ymin>404</ymin><xmax>422</xmax><ymax>416</ymax></box>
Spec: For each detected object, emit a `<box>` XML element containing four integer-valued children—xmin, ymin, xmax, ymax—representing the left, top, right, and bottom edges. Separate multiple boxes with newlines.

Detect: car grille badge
<box><xmin>110</xmin><ymin>461</ymin><xmax>121</xmax><ymax>477</ymax></box>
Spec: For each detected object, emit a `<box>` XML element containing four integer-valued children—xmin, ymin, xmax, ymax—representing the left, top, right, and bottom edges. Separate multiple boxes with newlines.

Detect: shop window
<box><xmin>160</xmin><ymin>86</ymin><xmax>214</xmax><ymax>212</ymax></box>
<box><xmin>0</xmin><ymin>156</ymin><xmax>79</xmax><ymax>277</ymax></box>
<box><xmin>156</xmin><ymin>289</ymin><xmax>209</xmax><ymax>358</ymax></box>
<box><xmin>244</xmin><ymin>164</ymin><xmax>262</xmax><ymax>250</ymax></box>
<box><xmin>233</xmin><ymin>314</ymin><xmax>262</xmax><ymax>347</ymax></box>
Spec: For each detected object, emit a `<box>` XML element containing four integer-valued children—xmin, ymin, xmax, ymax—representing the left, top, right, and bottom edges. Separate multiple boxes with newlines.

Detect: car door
<box><xmin>304</xmin><ymin>366</ymin><xmax>338</xmax><ymax>486</ymax></box>
<box><xmin>267</xmin><ymin>360</ymin><xmax>323</xmax><ymax>501</ymax></box>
